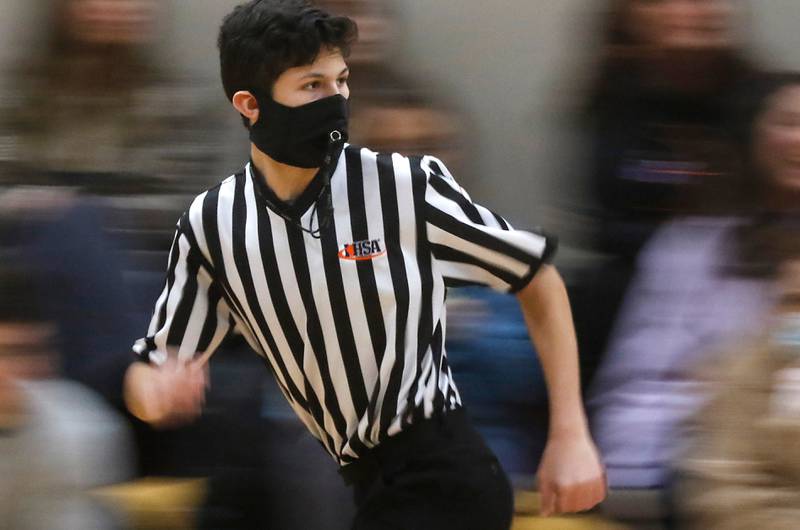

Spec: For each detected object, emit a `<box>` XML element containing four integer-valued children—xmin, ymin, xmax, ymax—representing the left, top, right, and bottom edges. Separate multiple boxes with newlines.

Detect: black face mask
<box><xmin>248</xmin><ymin>91</ymin><xmax>349</xmax><ymax>169</ymax></box>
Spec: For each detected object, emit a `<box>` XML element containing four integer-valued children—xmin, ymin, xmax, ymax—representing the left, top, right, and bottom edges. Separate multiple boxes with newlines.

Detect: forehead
<box><xmin>317</xmin><ymin>0</ymin><xmax>382</xmax><ymax>16</ymax></box>
<box><xmin>279</xmin><ymin>49</ymin><xmax>348</xmax><ymax>79</ymax></box>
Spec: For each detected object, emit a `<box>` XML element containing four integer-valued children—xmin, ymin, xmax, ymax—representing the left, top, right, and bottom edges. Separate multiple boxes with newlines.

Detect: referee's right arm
<box><xmin>125</xmin><ymin>211</ymin><xmax>232</xmax><ymax>427</ymax></box>
<box><xmin>133</xmin><ymin>212</ymin><xmax>234</xmax><ymax>366</ymax></box>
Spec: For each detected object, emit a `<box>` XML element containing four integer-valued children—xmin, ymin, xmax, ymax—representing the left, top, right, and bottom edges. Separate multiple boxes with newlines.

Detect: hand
<box><xmin>536</xmin><ymin>431</ymin><xmax>607</xmax><ymax>517</ymax></box>
<box><xmin>123</xmin><ymin>359</ymin><xmax>208</xmax><ymax>428</ymax></box>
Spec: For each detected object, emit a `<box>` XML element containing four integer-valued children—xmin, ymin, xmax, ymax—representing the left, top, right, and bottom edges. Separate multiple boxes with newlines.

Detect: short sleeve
<box><xmin>132</xmin><ymin>213</ymin><xmax>233</xmax><ymax>365</ymax></box>
<box><xmin>421</xmin><ymin>155</ymin><xmax>557</xmax><ymax>293</ymax></box>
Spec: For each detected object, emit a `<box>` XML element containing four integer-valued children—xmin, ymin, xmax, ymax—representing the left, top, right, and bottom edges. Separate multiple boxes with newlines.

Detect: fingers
<box><xmin>124</xmin><ymin>362</ymin><xmax>165</xmax><ymax>423</ymax></box>
<box><xmin>125</xmin><ymin>359</ymin><xmax>208</xmax><ymax>429</ymax></box>
<box><xmin>556</xmin><ymin>485</ymin><xmax>572</xmax><ymax>515</ymax></box>
<box><xmin>188</xmin><ymin>360</ymin><xmax>211</xmax><ymax>392</ymax></box>
<box><xmin>547</xmin><ymin>476</ymin><xmax>606</xmax><ymax>516</ymax></box>
<box><xmin>535</xmin><ymin>436</ymin><xmax>608</xmax><ymax>517</ymax></box>
<box><xmin>539</xmin><ymin>480</ymin><xmax>558</xmax><ymax>517</ymax></box>
<box><xmin>577</xmin><ymin>484</ymin><xmax>599</xmax><ymax>513</ymax></box>
<box><xmin>161</xmin><ymin>362</ymin><xmax>207</xmax><ymax>425</ymax></box>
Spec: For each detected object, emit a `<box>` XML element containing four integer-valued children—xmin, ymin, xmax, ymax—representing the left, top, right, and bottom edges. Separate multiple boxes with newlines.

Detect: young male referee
<box><xmin>126</xmin><ymin>1</ymin><xmax>606</xmax><ymax>527</ymax></box>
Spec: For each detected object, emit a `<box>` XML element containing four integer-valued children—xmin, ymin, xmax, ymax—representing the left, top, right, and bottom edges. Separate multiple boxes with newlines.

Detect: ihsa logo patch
<box><xmin>338</xmin><ymin>238</ymin><xmax>385</xmax><ymax>261</ymax></box>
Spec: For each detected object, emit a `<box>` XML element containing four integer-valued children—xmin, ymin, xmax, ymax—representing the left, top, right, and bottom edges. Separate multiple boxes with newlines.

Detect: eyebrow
<box><xmin>299</xmin><ymin>67</ymin><xmax>350</xmax><ymax>80</ymax></box>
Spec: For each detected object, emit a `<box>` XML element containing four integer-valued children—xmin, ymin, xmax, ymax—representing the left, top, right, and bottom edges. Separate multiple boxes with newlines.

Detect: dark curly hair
<box><xmin>218</xmin><ymin>0</ymin><xmax>358</xmax><ymax>127</ymax></box>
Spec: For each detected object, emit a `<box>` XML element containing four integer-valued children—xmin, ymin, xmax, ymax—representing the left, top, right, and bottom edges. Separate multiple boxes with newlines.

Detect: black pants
<box><xmin>341</xmin><ymin>408</ymin><xmax>514</xmax><ymax>530</ymax></box>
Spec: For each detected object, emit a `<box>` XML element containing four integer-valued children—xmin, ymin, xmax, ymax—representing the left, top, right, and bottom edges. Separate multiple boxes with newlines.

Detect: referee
<box><xmin>127</xmin><ymin>1</ymin><xmax>606</xmax><ymax>527</ymax></box>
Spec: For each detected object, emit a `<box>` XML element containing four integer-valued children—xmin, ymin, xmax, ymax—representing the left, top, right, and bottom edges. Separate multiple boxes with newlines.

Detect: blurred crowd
<box><xmin>1</xmin><ymin>0</ymin><xmax>800</xmax><ymax>529</ymax></box>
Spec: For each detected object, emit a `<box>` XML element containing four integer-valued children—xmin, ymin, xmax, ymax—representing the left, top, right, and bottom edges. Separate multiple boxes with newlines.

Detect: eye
<box><xmin>303</xmin><ymin>81</ymin><xmax>321</xmax><ymax>90</ymax></box>
<box><xmin>337</xmin><ymin>76</ymin><xmax>349</xmax><ymax>87</ymax></box>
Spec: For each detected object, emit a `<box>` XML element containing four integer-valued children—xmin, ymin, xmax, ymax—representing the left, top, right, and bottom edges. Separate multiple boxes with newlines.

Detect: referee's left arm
<box><xmin>420</xmin><ymin>155</ymin><xmax>606</xmax><ymax>515</ymax></box>
<box><xmin>517</xmin><ymin>265</ymin><xmax>606</xmax><ymax>516</ymax></box>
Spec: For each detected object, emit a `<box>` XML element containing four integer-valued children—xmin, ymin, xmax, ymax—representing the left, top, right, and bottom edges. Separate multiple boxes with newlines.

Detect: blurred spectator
<box><xmin>0</xmin><ymin>5</ymin><xmax>283</xmax><ymax>528</ymax></box>
<box><xmin>583</xmin><ymin>0</ymin><xmax>754</xmax><ymax>252</ymax></box>
<box><xmin>0</xmin><ymin>0</ymin><xmax>236</xmax><ymax>285</ymax></box>
<box><xmin>314</xmin><ymin>0</ymin><xmax>467</xmax><ymax>172</ymax></box>
<box><xmin>0</xmin><ymin>261</ymin><xmax>134</xmax><ymax>530</ymax></box>
<box><xmin>0</xmin><ymin>187</ymin><xmax>138</xmax><ymax>411</ymax></box>
<box><xmin>677</xmin><ymin>246</ymin><xmax>800</xmax><ymax>530</ymax></box>
<box><xmin>569</xmin><ymin>0</ymin><xmax>757</xmax><ymax>383</ymax></box>
<box><xmin>0</xmin><ymin>0</ymin><xmax>260</xmax><ymax>502</ymax></box>
<box><xmin>0</xmin><ymin>0</ymin><xmax>228</xmax><ymax>192</ymax></box>
<box><xmin>587</xmin><ymin>71</ymin><xmax>800</xmax><ymax>503</ymax></box>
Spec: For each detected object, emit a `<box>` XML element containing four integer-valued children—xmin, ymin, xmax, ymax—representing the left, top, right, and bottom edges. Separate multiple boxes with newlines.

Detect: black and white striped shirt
<box><xmin>134</xmin><ymin>145</ymin><xmax>556</xmax><ymax>465</ymax></box>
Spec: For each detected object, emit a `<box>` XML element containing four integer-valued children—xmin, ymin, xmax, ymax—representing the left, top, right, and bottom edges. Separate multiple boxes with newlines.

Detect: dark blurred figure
<box><xmin>569</xmin><ymin>0</ymin><xmax>757</xmax><ymax>386</ymax></box>
<box><xmin>587</xmin><ymin>72</ymin><xmax>800</xmax><ymax>526</ymax></box>
<box><xmin>0</xmin><ymin>0</ymin><xmax>207</xmax><ymax>381</ymax></box>
<box><xmin>0</xmin><ymin>0</ymin><xmax>233</xmax><ymax>286</ymax></box>
<box><xmin>0</xmin><ymin>0</ymin><xmax>226</xmax><ymax>192</ymax></box>
<box><xmin>0</xmin><ymin>4</ymin><xmax>267</xmax><ymax>525</ymax></box>
<box><xmin>584</xmin><ymin>0</ymin><xmax>753</xmax><ymax>251</ymax></box>
<box><xmin>314</xmin><ymin>0</ymin><xmax>466</xmax><ymax>172</ymax></box>
<box><xmin>0</xmin><ymin>260</ymin><xmax>134</xmax><ymax>530</ymax></box>
<box><xmin>0</xmin><ymin>187</ymin><xmax>139</xmax><ymax>410</ymax></box>
<box><xmin>0</xmin><ymin>0</ymin><xmax>197</xmax><ymax>434</ymax></box>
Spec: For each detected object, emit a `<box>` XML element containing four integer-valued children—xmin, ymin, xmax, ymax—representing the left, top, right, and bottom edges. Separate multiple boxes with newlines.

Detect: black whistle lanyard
<box><xmin>260</xmin><ymin>130</ymin><xmax>344</xmax><ymax>240</ymax></box>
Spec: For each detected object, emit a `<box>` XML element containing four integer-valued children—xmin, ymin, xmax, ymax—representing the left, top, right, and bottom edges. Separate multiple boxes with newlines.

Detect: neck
<box><xmin>250</xmin><ymin>145</ymin><xmax>319</xmax><ymax>202</ymax></box>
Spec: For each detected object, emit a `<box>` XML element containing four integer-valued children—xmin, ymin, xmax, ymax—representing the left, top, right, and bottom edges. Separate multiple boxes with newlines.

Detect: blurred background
<box><xmin>2</xmin><ymin>1</ymin><xmax>800</xmax><ymax>529</ymax></box>
<box><xmin>4</xmin><ymin>0</ymin><xmax>800</xmax><ymax>224</ymax></box>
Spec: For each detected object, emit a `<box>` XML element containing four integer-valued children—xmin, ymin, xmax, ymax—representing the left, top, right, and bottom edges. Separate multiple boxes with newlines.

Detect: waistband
<box><xmin>338</xmin><ymin>407</ymin><xmax>483</xmax><ymax>486</ymax></box>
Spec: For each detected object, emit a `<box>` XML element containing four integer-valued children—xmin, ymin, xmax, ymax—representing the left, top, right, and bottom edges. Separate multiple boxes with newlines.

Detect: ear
<box><xmin>232</xmin><ymin>91</ymin><xmax>260</xmax><ymax>126</ymax></box>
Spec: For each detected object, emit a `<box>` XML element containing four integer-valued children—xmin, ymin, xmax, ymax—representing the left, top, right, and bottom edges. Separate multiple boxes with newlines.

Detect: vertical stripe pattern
<box><xmin>135</xmin><ymin>147</ymin><xmax>556</xmax><ymax>464</ymax></box>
